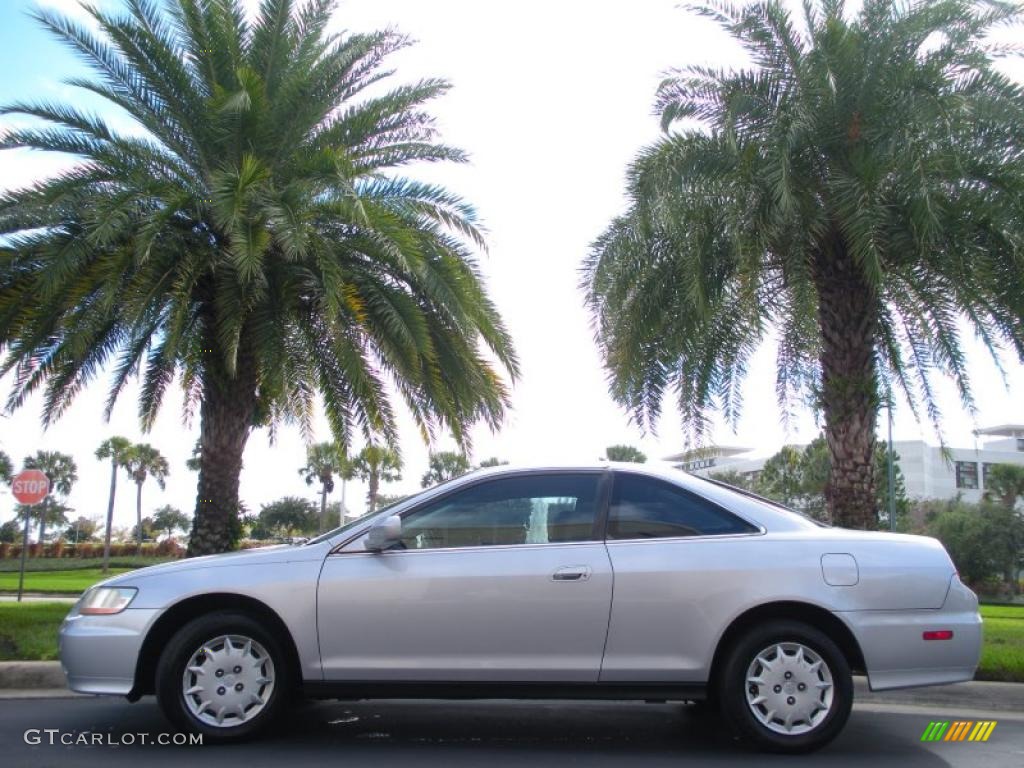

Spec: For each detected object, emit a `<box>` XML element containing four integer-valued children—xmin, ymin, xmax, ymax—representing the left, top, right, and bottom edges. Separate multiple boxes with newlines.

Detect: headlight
<box><xmin>78</xmin><ymin>587</ymin><xmax>137</xmax><ymax>615</ymax></box>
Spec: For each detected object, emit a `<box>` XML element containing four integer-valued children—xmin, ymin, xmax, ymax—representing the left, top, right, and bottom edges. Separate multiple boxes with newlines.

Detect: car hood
<box><xmin>98</xmin><ymin>543</ymin><xmax>320</xmax><ymax>587</ymax></box>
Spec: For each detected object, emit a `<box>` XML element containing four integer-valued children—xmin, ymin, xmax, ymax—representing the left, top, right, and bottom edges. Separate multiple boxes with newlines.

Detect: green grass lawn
<box><xmin>977</xmin><ymin>604</ymin><xmax>1024</xmax><ymax>682</ymax></box>
<box><xmin>0</xmin><ymin>602</ymin><xmax>69</xmax><ymax>661</ymax></box>
<box><xmin>0</xmin><ymin>568</ymin><xmax>133</xmax><ymax>594</ymax></box>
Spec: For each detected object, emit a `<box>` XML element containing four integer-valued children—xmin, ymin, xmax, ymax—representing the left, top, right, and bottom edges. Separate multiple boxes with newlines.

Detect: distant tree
<box><xmin>758</xmin><ymin>446</ymin><xmax>807</xmax><ymax>510</ymax></box>
<box><xmin>708</xmin><ymin>469</ymin><xmax>758</xmax><ymax>492</ymax></box>
<box><xmin>23</xmin><ymin>451</ymin><xmax>77</xmax><ymax>541</ymax></box>
<box><xmin>17</xmin><ymin>499</ymin><xmax>73</xmax><ymax>542</ymax></box>
<box><xmin>926</xmin><ymin>499</ymin><xmax>1022</xmax><ymax>589</ymax></box>
<box><xmin>873</xmin><ymin>443</ymin><xmax>910</xmax><ymax>528</ymax></box>
<box><xmin>985</xmin><ymin>464</ymin><xmax>1024</xmax><ymax>510</ymax></box>
<box><xmin>63</xmin><ymin>516</ymin><xmax>99</xmax><ymax>543</ymax></box>
<box><xmin>476</xmin><ymin>457</ymin><xmax>508</xmax><ymax>469</ymax></box>
<box><xmin>0</xmin><ymin>519</ymin><xmax>19</xmax><ymax>543</ymax></box>
<box><xmin>124</xmin><ymin>444</ymin><xmax>169</xmax><ymax>555</ymax></box>
<box><xmin>95</xmin><ymin>436</ymin><xmax>132</xmax><ymax>573</ymax></box>
<box><xmin>0</xmin><ymin>449</ymin><xmax>12</xmax><ymax>483</ymax></box>
<box><xmin>354</xmin><ymin>445</ymin><xmax>403</xmax><ymax>513</ymax></box>
<box><xmin>421</xmin><ymin>451</ymin><xmax>471</xmax><ymax>487</ymax></box>
<box><xmin>299</xmin><ymin>442</ymin><xmax>355</xmax><ymax>533</ymax></box>
<box><xmin>755</xmin><ymin>435</ymin><xmax>907</xmax><ymax>524</ymax></box>
<box><xmin>258</xmin><ymin>497</ymin><xmax>319</xmax><ymax>539</ymax></box>
<box><xmin>604</xmin><ymin>445</ymin><xmax>647</xmax><ymax>463</ymax></box>
<box><xmin>137</xmin><ymin>516</ymin><xmax>160</xmax><ymax>542</ymax></box>
<box><xmin>152</xmin><ymin>505</ymin><xmax>190</xmax><ymax>539</ymax></box>
<box><xmin>239</xmin><ymin>513</ymin><xmax>261</xmax><ymax>539</ymax></box>
<box><xmin>374</xmin><ymin>493</ymin><xmax>410</xmax><ymax>510</ymax></box>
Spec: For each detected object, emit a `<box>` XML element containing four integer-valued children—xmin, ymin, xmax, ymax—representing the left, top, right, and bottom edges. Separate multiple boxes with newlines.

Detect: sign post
<box><xmin>11</xmin><ymin>469</ymin><xmax>51</xmax><ymax>603</ymax></box>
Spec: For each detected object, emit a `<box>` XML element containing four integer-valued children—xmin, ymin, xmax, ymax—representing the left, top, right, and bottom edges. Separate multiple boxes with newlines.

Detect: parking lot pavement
<box><xmin>0</xmin><ymin>695</ymin><xmax>1021</xmax><ymax>767</ymax></box>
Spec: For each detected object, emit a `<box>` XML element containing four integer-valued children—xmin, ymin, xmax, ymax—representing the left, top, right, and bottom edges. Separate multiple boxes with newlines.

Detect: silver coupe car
<box><xmin>59</xmin><ymin>463</ymin><xmax>982</xmax><ymax>752</ymax></box>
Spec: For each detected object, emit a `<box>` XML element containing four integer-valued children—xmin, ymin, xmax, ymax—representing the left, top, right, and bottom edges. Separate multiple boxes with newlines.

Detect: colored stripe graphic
<box><xmin>970</xmin><ymin>721</ymin><xmax>997</xmax><ymax>742</ymax></box>
<box><xmin>921</xmin><ymin>720</ymin><xmax>997</xmax><ymax>743</ymax></box>
<box><xmin>946</xmin><ymin>721</ymin><xmax>971</xmax><ymax>741</ymax></box>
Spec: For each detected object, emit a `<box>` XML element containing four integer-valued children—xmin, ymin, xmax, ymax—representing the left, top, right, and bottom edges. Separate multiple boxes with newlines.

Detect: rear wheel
<box><xmin>156</xmin><ymin>612</ymin><xmax>291</xmax><ymax>742</ymax></box>
<box><xmin>717</xmin><ymin>620</ymin><xmax>852</xmax><ymax>753</ymax></box>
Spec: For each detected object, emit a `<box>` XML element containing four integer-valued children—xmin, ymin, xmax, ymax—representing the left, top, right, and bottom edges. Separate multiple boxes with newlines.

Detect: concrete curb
<box><xmin>0</xmin><ymin>662</ymin><xmax>1021</xmax><ymax>711</ymax></box>
<box><xmin>854</xmin><ymin>678</ymin><xmax>1024</xmax><ymax>712</ymax></box>
<box><xmin>0</xmin><ymin>661</ymin><xmax>67</xmax><ymax>690</ymax></box>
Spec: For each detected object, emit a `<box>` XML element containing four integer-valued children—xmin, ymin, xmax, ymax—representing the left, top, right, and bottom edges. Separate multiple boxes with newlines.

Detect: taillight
<box><xmin>923</xmin><ymin>630</ymin><xmax>954</xmax><ymax>641</ymax></box>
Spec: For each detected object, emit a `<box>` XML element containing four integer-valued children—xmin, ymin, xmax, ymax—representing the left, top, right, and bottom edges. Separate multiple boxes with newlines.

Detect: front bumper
<box><xmin>839</xmin><ymin>576</ymin><xmax>982</xmax><ymax>691</ymax></box>
<box><xmin>58</xmin><ymin>608</ymin><xmax>161</xmax><ymax>695</ymax></box>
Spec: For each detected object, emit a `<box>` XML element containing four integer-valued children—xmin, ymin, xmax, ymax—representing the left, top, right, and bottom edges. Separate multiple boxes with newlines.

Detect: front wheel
<box><xmin>156</xmin><ymin>612</ymin><xmax>291</xmax><ymax>742</ymax></box>
<box><xmin>717</xmin><ymin>620</ymin><xmax>852</xmax><ymax>753</ymax></box>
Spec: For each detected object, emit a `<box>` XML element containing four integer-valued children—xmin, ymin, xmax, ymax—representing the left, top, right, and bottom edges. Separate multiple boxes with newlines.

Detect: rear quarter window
<box><xmin>608</xmin><ymin>473</ymin><xmax>759</xmax><ymax>539</ymax></box>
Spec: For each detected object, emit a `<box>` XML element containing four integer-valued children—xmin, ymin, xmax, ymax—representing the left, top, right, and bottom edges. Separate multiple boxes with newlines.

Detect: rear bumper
<box><xmin>58</xmin><ymin>608</ymin><xmax>160</xmax><ymax>695</ymax></box>
<box><xmin>838</xmin><ymin>577</ymin><xmax>982</xmax><ymax>691</ymax></box>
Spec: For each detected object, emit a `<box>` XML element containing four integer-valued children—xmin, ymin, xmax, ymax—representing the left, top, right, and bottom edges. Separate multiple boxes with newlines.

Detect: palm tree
<box><xmin>985</xmin><ymin>464</ymin><xmax>1024</xmax><ymax>510</ymax></box>
<box><xmin>124</xmin><ymin>444</ymin><xmax>169</xmax><ymax>555</ymax></box>
<box><xmin>0</xmin><ymin>0</ymin><xmax>517</xmax><ymax>556</ymax></box>
<box><xmin>353</xmin><ymin>444</ymin><xmax>402</xmax><ymax>513</ymax></box>
<box><xmin>0</xmin><ymin>449</ymin><xmax>11</xmax><ymax>483</ymax></box>
<box><xmin>604</xmin><ymin>445</ymin><xmax>647</xmax><ymax>463</ymax></box>
<box><xmin>421</xmin><ymin>450</ymin><xmax>471</xmax><ymax>487</ymax></box>
<box><xmin>22</xmin><ymin>451</ymin><xmax>77</xmax><ymax>541</ymax></box>
<box><xmin>299</xmin><ymin>442</ymin><xmax>354</xmax><ymax>532</ymax></box>
<box><xmin>584</xmin><ymin>0</ymin><xmax>1024</xmax><ymax>529</ymax></box>
<box><xmin>16</xmin><ymin>499</ymin><xmax>73</xmax><ymax>544</ymax></box>
<box><xmin>95</xmin><ymin>436</ymin><xmax>132</xmax><ymax>572</ymax></box>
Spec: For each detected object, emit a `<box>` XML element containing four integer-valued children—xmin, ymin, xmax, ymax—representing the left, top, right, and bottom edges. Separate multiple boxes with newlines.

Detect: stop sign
<box><xmin>11</xmin><ymin>469</ymin><xmax>50</xmax><ymax>505</ymax></box>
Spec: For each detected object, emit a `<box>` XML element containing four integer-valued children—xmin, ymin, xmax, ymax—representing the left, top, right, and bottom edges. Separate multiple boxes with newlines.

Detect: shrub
<box><xmin>77</xmin><ymin>542</ymin><xmax>95</xmax><ymax>558</ymax></box>
<box><xmin>155</xmin><ymin>538</ymin><xmax>183</xmax><ymax>557</ymax></box>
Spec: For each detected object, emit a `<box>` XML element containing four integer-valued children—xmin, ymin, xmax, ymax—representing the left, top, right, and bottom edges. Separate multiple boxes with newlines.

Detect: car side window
<box><xmin>607</xmin><ymin>474</ymin><xmax>758</xmax><ymax>540</ymax></box>
<box><xmin>399</xmin><ymin>473</ymin><xmax>602</xmax><ymax>549</ymax></box>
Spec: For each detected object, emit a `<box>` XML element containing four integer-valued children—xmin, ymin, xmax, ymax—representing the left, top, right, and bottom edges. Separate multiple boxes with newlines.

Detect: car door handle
<box><xmin>552</xmin><ymin>565</ymin><xmax>591</xmax><ymax>582</ymax></box>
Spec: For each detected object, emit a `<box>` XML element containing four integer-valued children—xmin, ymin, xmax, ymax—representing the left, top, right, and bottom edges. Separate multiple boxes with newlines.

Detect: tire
<box><xmin>716</xmin><ymin>620</ymin><xmax>853</xmax><ymax>753</ymax></box>
<box><xmin>156</xmin><ymin>612</ymin><xmax>292</xmax><ymax>743</ymax></box>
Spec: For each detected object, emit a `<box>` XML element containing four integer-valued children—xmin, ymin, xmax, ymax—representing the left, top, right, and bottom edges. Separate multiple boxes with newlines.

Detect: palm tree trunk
<box><xmin>340</xmin><ymin>478</ymin><xmax>347</xmax><ymax>524</ymax></box>
<box><xmin>368</xmin><ymin>472</ymin><xmax>379</xmax><ymax>513</ymax></box>
<box><xmin>815</xmin><ymin>237</ymin><xmax>880</xmax><ymax>529</ymax></box>
<box><xmin>135</xmin><ymin>481</ymin><xmax>143</xmax><ymax>556</ymax></box>
<box><xmin>187</xmin><ymin>339</ymin><xmax>258</xmax><ymax>556</ymax></box>
<box><xmin>320</xmin><ymin>483</ymin><xmax>327</xmax><ymax>533</ymax></box>
<box><xmin>102</xmin><ymin>459</ymin><xmax>117</xmax><ymax>573</ymax></box>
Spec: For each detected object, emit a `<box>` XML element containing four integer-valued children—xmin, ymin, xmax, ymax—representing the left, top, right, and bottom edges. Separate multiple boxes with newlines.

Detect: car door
<box><xmin>599</xmin><ymin>471</ymin><xmax>764</xmax><ymax>683</ymax></box>
<box><xmin>317</xmin><ymin>470</ymin><xmax>614</xmax><ymax>682</ymax></box>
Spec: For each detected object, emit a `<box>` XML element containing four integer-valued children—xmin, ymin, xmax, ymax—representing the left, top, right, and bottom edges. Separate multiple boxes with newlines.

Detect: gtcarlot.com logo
<box><xmin>24</xmin><ymin>729</ymin><xmax>203</xmax><ymax>746</ymax></box>
<box><xmin>921</xmin><ymin>720</ymin><xmax>997</xmax><ymax>743</ymax></box>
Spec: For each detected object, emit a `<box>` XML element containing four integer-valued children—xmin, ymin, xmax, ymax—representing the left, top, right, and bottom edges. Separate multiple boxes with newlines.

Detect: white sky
<box><xmin>1</xmin><ymin>0</ymin><xmax>1023</xmax><ymax>531</ymax></box>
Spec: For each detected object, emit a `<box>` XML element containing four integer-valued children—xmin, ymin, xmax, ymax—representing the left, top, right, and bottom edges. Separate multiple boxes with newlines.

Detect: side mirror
<box><xmin>364</xmin><ymin>515</ymin><xmax>402</xmax><ymax>552</ymax></box>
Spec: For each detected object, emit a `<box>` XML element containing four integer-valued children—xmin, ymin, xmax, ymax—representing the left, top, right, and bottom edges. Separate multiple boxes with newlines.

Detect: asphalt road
<box><xmin>0</xmin><ymin>696</ymin><xmax>1021</xmax><ymax>768</ymax></box>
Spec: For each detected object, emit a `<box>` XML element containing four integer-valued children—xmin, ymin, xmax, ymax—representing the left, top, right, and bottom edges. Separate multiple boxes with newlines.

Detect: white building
<box><xmin>665</xmin><ymin>425</ymin><xmax>1024</xmax><ymax>502</ymax></box>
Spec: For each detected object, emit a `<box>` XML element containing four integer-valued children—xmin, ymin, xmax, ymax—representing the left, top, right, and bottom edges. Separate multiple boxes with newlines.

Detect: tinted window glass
<box><xmin>608</xmin><ymin>474</ymin><xmax>757</xmax><ymax>539</ymax></box>
<box><xmin>400</xmin><ymin>473</ymin><xmax>601</xmax><ymax>549</ymax></box>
